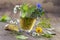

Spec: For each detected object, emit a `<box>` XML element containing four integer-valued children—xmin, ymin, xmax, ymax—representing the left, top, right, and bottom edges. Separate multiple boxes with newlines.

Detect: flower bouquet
<box><xmin>15</xmin><ymin>3</ymin><xmax>45</xmax><ymax>32</ymax></box>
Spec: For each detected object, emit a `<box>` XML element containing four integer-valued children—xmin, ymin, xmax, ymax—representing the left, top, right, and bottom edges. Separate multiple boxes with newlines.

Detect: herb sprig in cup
<box><xmin>19</xmin><ymin>3</ymin><xmax>45</xmax><ymax>18</ymax></box>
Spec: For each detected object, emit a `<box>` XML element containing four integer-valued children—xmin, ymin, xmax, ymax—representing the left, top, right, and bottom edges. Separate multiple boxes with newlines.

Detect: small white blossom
<box><xmin>15</xmin><ymin>5</ymin><xmax>20</xmax><ymax>7</ymax></box>
<box><xmin>32</xmin><ymin>32</ymin><xmax>37</xmax><ymax>36</ymax></box>
<box><xmin>5</xmin><ymin>24</ymin><xmax>9</xmax><ymax>27</ymax></box>
<box><xmin>10</xmin><ymin>20</ymin><xmax>14</xmax><ymax>23</ymax></box>
<box><xmin>13</xmin><ymin>5</ymin><xmax>20</xmax><ymax>14</ymax></box>
<box><xmin>17</xmin><ymin>19</ymin><xmax>20</xmax><ymax>23</ymax></box>
<box><xmin>14</xmin><ymin>8</ymin><xmax>17</xmax><ymax>14</ymax></box>
<box><xmin>36</xmin><ymin>33</ymin><xmax>40</xmax><ymax>36</ymax></box>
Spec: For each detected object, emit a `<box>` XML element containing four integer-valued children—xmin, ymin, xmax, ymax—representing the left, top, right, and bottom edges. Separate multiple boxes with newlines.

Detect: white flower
<box><xmin>32</xmin><ymin>32</ymin><xmax>37</xmax><ymax>36</ymax></box>
<box><xmin>13</xmin><ymin>5</ymin><xmax>20</xmax><ymax>14</ymax></box>
<box><xmin>15</xmin><ymin>5</ymin><xmax>20</xmax><ymax>7</ymax></box>
<box><xmin>13</xmin><ymin>8</ymin><xmax>17</xmax><ymax>14</ymax></box>
<box><xmin>5</xmin><ymin>24</ymin><xmax>9</xmax><ymax>27</ymax></box>
<box><xmin>10</xmin><ymin>20</ymin><xmax>14</xmax><ymax>23</ymax></box>
<box><xmin>17</xmin><ymin>19</ymin><xmax>20</xmax><ymax>23</ymax></box>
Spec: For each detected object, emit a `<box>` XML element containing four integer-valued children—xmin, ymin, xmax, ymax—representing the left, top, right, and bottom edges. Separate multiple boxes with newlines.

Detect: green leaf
<box><xmin>23</xmin><ymin>5</ymin><xmax>28</xmax><ymax>11</ymax></box>
<box><xmin>27</xmin><ymin>6</ymin><xmax>36</xmax><ymax>17</ymax></box>
<box><xmin>20</xmin><ymin>4</ymin><xmax>29</xmax><ymax>12</ymax></box>
<box><xmin>42</xmin><ymin>33</ymin><xmax>53</xmax><ymax>38</ymax></box>
<box><xmin>0</xmin><ymin>15</ymin><xmax>11</xmax><ymax>22</ymax></box>
<box><xmin>0</xmin><ymin>18</ymin><xmax>7</xmax><ymax>22</ymax></box>
<box><xmin>20</xmin><ymin>4</ymin><xmax>29</xmax><ymax>18</ymax></box>
<box><xmin>28</xmin><ymin>6</ymin><xmax>36</xmax><ymax>13</ymax></box>
<box><xmin>21</xmin><ymin>12</ymin><xmax>27</xmax><ymax>18</ymax></box>
<box><xmin>16</xmin><ymin>35</ymin><xmax>28</xmax><ymax>40</ymax></box>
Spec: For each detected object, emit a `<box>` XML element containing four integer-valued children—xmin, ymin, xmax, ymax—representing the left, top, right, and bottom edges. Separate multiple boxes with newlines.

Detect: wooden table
<box><xmin>0</xmin><ymin>11</ymin><xmax>60</xmax><ymax>40</ymax></box>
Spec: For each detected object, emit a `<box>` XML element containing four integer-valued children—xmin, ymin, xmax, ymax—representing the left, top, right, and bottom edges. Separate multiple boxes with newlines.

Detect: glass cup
<box><xmin>20</xmin><ymin>17</ymin><xmax>36</xmax><ymax>32</ymax></box>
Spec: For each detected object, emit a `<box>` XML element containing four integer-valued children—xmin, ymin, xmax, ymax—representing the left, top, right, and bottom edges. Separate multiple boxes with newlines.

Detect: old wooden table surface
<box><xmin>0</xmin><ymin>11</ymin><xmax>60</xmax><ymax>40</ymax></box>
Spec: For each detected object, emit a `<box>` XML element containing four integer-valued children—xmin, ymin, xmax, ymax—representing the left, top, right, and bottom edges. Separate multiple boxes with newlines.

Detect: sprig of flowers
<box><xmin>13</xmin><ymin>3</ymin><xmax>45</xmax><ymax>18</ymax></box>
